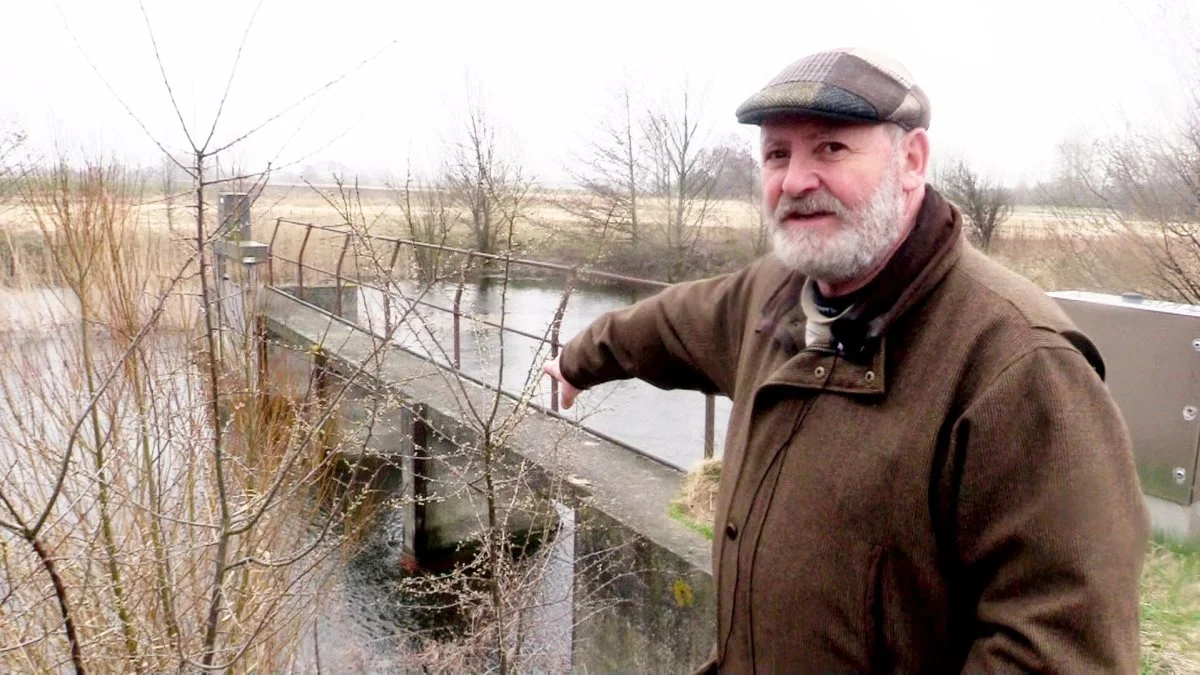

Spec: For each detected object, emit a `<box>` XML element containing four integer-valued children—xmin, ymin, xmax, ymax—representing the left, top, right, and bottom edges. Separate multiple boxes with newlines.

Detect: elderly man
<box><xmin>544</xmin><ymin>49</ymin><xmax>1148</xmax><ymax>672</ymax></box>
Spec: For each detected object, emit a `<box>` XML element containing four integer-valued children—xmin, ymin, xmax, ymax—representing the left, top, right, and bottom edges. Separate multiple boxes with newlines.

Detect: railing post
<box><xmin>452</xmin><ymin>285</ymin><xmax>464</xmax><ymax>371</ymax></box>
<box><xmin>256</xmin><ymin>313</ymin><xmax>269</xmax><ymax>397</ymax></box>
<box><xmin>335</xmin><ymin>232</ymin><xmax>351</xmax><ymax>318</ymax></box>
<box><xmin>452</xmin><ymin>252</ymin><xmax>474</xmax><ymax>371</ymax></box>
<box><xmin>268</xmin><ymin>217</ymin><xmax>283</xmax><ymax>287</ymax></box>
<box><xmin>387</xmin><ymin>239</ymin><xmax>404</xmax><ymax>277</ymax></box>
<box><xmin>297</xmin><ymin>224</ymin><xmax>313</xmax><ymax>294</ymax></box>
<box><xmin>383</xmin><ymin>240</ymin><xmax>404</xmax><ymax>337</ymax></box>
<box><xmin>704</xmin><ymin>394</ymin><xmax>715</xmax><ymax>460</ymax></box>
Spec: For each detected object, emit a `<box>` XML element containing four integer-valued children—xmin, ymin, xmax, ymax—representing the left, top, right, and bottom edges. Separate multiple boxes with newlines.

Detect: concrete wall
<box><xmin>1145</xmin><ymin>494</ymin><xmax>1200</xmax><ymax>542</ymax></box>
<box><xmin>573</xmin><ymin>506</ymin><xmax>716</xmax><ymax>672</ymax></box>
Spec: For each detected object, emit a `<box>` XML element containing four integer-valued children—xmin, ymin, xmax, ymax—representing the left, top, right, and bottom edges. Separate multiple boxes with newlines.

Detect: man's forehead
<box><xmin>760</xmin><ymin>116</ymin><xmax>880</xmax><ymax>139</ymax></box>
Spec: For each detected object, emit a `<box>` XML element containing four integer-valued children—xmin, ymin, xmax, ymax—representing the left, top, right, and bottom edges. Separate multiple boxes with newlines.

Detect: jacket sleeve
<box><xmin>559</xmin><ymin>267</ymin><xmax>755</xmax><ymax>398</ymax></box>
<box><xmin>950</xmin><ymin>342</ymin><xmax>1149</xmax><ymax>672</ymax></box>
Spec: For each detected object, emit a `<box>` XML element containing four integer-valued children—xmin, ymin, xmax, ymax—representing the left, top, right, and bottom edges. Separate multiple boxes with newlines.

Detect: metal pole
<box><xmin>453</xmin><ymin>283</ymin><xmax>464</xmax><ymax>371</ymax></box>
<box><xmin>256</xmin><ymin>314</ymin><xmax>268</xmax><ymax>397</ymax></box>
<box><xmin>268</xmin><ymin>217</ymin><xmax>283</xmax><ymax>286</ymax></box>
<box><xmin>297</xmin><ymin>224</ymin><xmax>313</xmax><ymax>294</ymax></box>
<box><xmin>704</xmin><ymin>394</ymin><xmax>715</xmax><ymax>460</ymax></box>
<box><xmin>452</xmin><ymin>252</ymin><xmax>474</xmax><ymax>371</ymax></box>
<box><xmin>335</xmin><ymin>233</ymin><xmax>350</xmax><ymax>318</ymax></box>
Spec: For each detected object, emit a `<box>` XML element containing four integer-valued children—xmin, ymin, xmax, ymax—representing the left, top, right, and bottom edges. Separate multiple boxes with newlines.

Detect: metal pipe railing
<box><xmin>271</xmin><ymin>218</ymin><xmax>717</xmax><ymax>462</ymax></box>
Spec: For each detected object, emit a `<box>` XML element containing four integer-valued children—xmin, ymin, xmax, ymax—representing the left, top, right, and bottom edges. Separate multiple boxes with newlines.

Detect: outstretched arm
<box><xmin>545</xmin><ymin>265</ymin><xmax>760</xmax><ymax>407</ymax></box>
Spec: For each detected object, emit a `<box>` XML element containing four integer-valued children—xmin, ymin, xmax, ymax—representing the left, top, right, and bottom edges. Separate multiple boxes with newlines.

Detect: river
<box><xmin>354</xmin><ymin>277</ymin><xmax>732</xmax><ymax>471</ymax></box>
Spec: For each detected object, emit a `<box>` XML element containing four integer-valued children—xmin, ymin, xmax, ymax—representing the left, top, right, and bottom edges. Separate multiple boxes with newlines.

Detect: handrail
<box><xmin>268</xmin><ymin>218</ymin><xmax>715</xmax><ymax>461</ymax></box>
<box><xmin>272</xmin><ymin>218</ymin><xmax>671</xmax><ymax>289</ymax></box>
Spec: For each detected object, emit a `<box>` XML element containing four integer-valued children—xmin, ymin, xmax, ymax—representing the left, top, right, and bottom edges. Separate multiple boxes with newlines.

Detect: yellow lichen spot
<box><xmin>672</xmin><ymin>579</ymin><xmax>694</xmax><ymax>608</ymax></box>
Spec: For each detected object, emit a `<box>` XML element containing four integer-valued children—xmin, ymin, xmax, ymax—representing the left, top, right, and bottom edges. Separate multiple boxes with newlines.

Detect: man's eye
<box><xmin>820</xmin><ymin>142</ymin><xmax>848</xmax><ymax>154</ymax></box>
<box><xmin>765</xmin><ymin>149</ymin><xmax>788</xmax><ymax>161</ymax></box>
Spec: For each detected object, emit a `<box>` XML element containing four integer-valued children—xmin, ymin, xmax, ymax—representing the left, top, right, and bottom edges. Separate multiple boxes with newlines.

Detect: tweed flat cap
<box><xmin>736</xmin><ymin>48</ymin><xmax>931</xmax><ymax>130</ymax></box>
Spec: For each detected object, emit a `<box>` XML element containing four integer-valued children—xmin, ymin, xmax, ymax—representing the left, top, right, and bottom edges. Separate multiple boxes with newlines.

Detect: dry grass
<box><xmin>669</xmin><ymin>458</ymin><xmax>721</xmax><ymax>539</ymax></box>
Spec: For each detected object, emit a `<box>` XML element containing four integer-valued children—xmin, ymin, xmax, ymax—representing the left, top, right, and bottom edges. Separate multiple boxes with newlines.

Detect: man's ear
<box><xmin>900</xmin><ymin>128</ymin><xmax>930</xmax><ymax>190</ymax></box>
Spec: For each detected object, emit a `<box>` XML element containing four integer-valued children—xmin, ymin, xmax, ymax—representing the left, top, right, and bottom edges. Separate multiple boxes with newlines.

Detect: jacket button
<box><xmin>725</xmin><ymin>522</ymin><xmax>738</xmax><ymax>540</ymax></box>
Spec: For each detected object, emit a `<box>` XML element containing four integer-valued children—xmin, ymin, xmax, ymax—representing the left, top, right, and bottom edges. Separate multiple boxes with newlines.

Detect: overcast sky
<box><xmin>2</xmin><ymin>0</ymin><xmax>1195</xmax><ymax>187</ymax></box>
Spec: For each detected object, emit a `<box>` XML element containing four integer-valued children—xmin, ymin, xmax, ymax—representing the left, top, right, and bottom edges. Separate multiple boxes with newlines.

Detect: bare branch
<box><xmin>208</xmin><ymin>41</ymin><xmax>396</xmax><ymax>157</ymax></box>
<box><xmin>201</xmin><ymin>0</ymin><xmax>266</xmax><ymax>152</ymax></box>
<box><xmin>139</xmin><ymin>1</ymin><xmax>198</xmax><ymax>151</ymax></box>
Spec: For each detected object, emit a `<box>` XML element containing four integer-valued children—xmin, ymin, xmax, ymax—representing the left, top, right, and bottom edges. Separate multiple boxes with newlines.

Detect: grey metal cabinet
<box><xmin>1051</xmin><ymin>291</ymin><xmax>1200</xmax><ymax>507</ymax></box>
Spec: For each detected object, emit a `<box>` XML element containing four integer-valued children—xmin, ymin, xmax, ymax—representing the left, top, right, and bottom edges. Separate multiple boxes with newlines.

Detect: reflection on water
<box><xmin>356</xmin><ymin>278</ymin><xmax>731</xmax><ymax>470</ymax></box>
<box><xmin>301</xmin><ymin>488</ymin><xmax>577</xmax><ymax>671</ymax></box>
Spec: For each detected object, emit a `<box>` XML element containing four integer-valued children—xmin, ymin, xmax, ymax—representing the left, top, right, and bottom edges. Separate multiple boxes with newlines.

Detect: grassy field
<box><xmin>1141</xmin><ymin>537</ymin><xmax>1200</xmax><ymax>673</ymax></box>
<box><xmin>0</xmin><ymin>180</ymin><xmax>1160</xmax><ymax>286</ymax></box>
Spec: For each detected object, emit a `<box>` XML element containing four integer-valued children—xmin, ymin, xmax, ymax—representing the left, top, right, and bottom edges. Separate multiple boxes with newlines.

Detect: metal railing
<box><xmin>265</xmin><ymin>217</ymin><xmax>718</xmax><ymax>461</ymax></box>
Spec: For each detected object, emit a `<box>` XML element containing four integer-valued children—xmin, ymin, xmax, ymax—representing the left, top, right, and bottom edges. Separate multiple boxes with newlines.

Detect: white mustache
<box><xmin>775</xmin><ymin>192</ymin><xmax>849</xmax><ymax>220</ymax></box>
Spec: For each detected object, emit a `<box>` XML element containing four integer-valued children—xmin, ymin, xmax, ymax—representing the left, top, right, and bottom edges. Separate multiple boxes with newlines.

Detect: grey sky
<box><xmin>3</xmin><ymin>0</ymin><xmax>1195</xmax><ymax>187</ymax></box>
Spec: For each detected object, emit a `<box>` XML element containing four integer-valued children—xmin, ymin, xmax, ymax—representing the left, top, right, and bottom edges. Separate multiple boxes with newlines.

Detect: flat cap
<box><xmin>736</xmin><ymin>48</ymin><xmax>931</xmax><ymax>130</ymax></box>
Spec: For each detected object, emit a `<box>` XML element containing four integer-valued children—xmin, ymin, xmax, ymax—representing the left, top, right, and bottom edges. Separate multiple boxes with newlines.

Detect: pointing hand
<box><xmin>542</xmin><ymin>354</ymin><xmax>580</xmax><ymax>410</ymax></box>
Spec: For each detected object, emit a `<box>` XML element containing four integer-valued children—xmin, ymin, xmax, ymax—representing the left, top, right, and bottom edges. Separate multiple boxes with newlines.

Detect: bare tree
<box><xmin>0</xmin><ymin>5</ymin><xmax>407</xmax><ymax>672</ymax></box>
<box><xmin>704</xmin><ymin>136</ymin><xmax>765</xmax><ymax>255</ymax></box>
<box><xmin>0</xmin><ymin>126</ymin><xmax>24</xmax><ymax>204</ymax></box>
<box><xmin>642</xmin><ymin>86</ymin><xmax>723</xmax><ymax>280</ymax></box>
<box><xmin>566</xmin><ymin>85</ymin><xmax>645</xmax><ymax>246</ymax></box>
<box><xmin>936</xmin><ymin>158</ymin><xmax>1014</xmax><ymax>251</ymax></box>
<box><xmin>392</xmin><ymin>169</ymin><xmax>459</xmax><ymax>282</ymax></box>
<box><xmin>1048</xmin><ymin>126</ymin><xmax>1200</xmax><ymax>302</ymax></box>
<box><xmin>1036</xmin><ymin>0</ymin><xmax>1200</xmax><ymax>303</ymax></box>
<box><xmin>445</xmin><ymin>96</ymin><xmax>531</xmax><ymax>257</ymax></box>
<box><xmin>2</xmin><ymin>159</ymin><xmax>381</xmax><ymax>672</ymax></box>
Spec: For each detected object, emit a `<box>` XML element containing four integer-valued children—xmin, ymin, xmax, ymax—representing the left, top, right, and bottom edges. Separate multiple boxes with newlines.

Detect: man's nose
<box><xmin>780</xmin><ymin>156</ymin><xmax>820</xmax><ymax>197</ymax></box>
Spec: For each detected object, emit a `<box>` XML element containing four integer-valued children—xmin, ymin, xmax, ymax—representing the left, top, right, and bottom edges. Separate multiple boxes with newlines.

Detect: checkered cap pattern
<box><xmin>736</xmin><ymin>48</ymin><xmax>931</xmax><ymax>130</ymax></box>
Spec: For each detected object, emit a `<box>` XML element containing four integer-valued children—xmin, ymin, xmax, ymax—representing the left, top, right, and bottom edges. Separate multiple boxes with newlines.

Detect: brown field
<box><xmin>0</xmin><ymin>182</ymin><xmax>1186</xmax><ymax>299</ymax></box>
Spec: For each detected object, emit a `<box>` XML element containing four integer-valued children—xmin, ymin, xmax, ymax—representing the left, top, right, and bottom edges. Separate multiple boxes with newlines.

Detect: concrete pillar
<box><xmin>212</xmin><ymin>192</ymin><xmax>270</xmax><ymax>371</ymax></box>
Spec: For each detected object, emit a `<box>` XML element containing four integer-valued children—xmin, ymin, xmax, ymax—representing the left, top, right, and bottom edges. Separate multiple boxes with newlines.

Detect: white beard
<box><xmin>768</xmin><ymin>152</ymin><xmax>907</xmax><ymax>284</ymax></box>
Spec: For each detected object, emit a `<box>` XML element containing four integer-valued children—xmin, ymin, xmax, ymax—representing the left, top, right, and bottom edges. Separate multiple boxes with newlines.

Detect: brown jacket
<box><xmin>561</xmin><ymin>188</ymin><xmax>1149</xmax><ymax>673</ymax></box>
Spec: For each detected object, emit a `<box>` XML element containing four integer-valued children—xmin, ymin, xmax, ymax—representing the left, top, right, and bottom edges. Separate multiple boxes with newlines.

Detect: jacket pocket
<box><xmin>862</xmin><ymin>544</ymin><xmax>891</xmax><ymax>673</ymax></box>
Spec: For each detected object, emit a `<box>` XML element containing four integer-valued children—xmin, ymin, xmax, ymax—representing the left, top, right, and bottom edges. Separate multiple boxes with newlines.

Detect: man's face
<box><xmin>760</xmin><ymin>117</ymin><xmax>910</xmax><ymax>284</ymax></box>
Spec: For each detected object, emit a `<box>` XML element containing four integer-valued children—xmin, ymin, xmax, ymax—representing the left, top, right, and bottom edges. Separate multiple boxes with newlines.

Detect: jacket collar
<box><xmin>757</xmin><ymin>186</ymin><xmax>964</xmax><ymax>367</ymax></box>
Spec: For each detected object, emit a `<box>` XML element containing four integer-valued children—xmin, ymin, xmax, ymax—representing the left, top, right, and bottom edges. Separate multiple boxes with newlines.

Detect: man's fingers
<box><xmin>543</xmin><ymin>356</ymin><xmax>580</xmax><ymax>409</ymax></box>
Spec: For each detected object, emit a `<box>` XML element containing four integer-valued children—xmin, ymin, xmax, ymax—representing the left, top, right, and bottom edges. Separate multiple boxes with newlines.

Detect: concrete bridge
<box><xmin>256</xmin><ymin>284</ymin><xmax>715</xmax><ymax>672</ymax></box>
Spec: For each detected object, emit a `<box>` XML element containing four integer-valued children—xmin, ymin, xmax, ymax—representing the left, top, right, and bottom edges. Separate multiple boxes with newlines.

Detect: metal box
<box><xmin>1050</xmin><ymin>291</ymin><xmax>1200</xmax><ymax>506</ymax></box>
